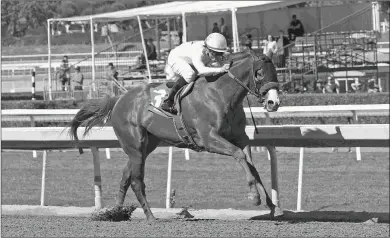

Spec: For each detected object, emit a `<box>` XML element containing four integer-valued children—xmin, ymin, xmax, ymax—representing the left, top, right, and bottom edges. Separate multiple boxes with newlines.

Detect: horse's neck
<box><xmin>214</xmin><ymin>57</ymin><xmax>252</xmax><ymax>108</ymax></box>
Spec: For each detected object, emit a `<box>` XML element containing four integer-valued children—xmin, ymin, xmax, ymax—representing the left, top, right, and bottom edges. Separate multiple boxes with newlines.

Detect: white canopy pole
<box><xmin>137</xmin><ymin>15</ymin><xmax>152</xmax><ymax>83</ymax></box>
<box><xmin>90</xmin><ymin>17</ymin><xmax>96</xmax><ymax>92</ymax></box>
<box><xmin>155</xmin><ymin>18</ymin><xmax>160</xmax><ymax>59</ymax></box>
<box><xmin>231</xmin><ymin>8</ymin><xmax>238</xmax><ymax>52</ymax></box>
<box><xmin>181</xmin><ymin>12</ymin><xmax>187</xmax><ymax>42</ymax></box>
<box><xmin>372</xmin><ymin>1</ymin><xmax>380</xmax><ymax>32</ymax></box>
<box><xmin>167</xmin><ymin>18</ymin><xmax>172</xmax><ymax>49</ymax></box>
<box><xmin>47</xmin><ymin>19</ymin><xmax>52</xmax><ymax>100</ymax></box>
<box><xmin>234</xmin><ymin>8</ymin><xmax>240</xmax><ymax>51</ymax></box>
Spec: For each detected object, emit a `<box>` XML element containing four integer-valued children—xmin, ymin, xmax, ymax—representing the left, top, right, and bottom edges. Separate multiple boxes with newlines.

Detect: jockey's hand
<box><xmin>220</xmin><ymin>63</ymin><xmax>231</xmax><ymax>73</ymax></box>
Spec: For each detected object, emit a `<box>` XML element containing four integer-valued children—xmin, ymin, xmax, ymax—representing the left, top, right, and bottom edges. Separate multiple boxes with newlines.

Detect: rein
<box><xmin>227</xmin><ymin>69</ymin><xmax>260</xmax><ymax>134</ymax></box>
<box><xmin>226</xmin><ymin>54</ymin><xmax>273</xmax><ymax>134</ymax></box>
<box><xmin>227</xmin><ymin>70</ymin><xmax>260</xmax><ymax>98</ymax></box>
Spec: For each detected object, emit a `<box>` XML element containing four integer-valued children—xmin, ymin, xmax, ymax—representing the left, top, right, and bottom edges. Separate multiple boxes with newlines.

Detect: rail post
<box><xmin>297</xmin><ymin>147</ymin><xmax>304</xmax><ymax>211</ymax></box>
<box><xmin>267</xmin><ymin>146</ymin><xmax>281</xmax><ymax>208</ymax></box>
<box><xmin>184</xmin><ymin>149</ymin><xmax>190</xmax><ymax>160</ymax></box>
<box><xmin>40</xmin><ymin>150</ymin><xmax>48</xmax><ymax>206</ymax></box>
<box><xmin>352</xmin><ymin>111</ymin><xmax>361</xmax><ymax>161</ymax></box>
<box><xmin>91</xmin><ymin>147</ymin><xmax>103</xmax><ymax>209</ymax></box>
<box><xmin>166</xmin><ymin>146</ymin><xmax>173</xmax><ymax>209</ymax></box>
<box><xmin>30</xmin><ymin>115</ymin><xmax>37</xmax><ymax>158</ymax></box>
<box><xmin>31</xmin><ymin>69</ymin><xmax>36</xmax><ymax>100</ymax></box>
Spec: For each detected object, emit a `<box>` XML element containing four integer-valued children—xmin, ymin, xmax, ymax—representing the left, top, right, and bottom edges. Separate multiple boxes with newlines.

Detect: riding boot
<box><xmin>161</xmin><ymin>77</ymin><xmax>188</xmax><ymax>114</ymax></box>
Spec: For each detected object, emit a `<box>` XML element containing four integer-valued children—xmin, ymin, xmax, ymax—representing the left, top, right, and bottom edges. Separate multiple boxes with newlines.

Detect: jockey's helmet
<box><xmin>204</xmin><ymin>33</ymin><xmax>228</xmax><ymax>53</ymax></box>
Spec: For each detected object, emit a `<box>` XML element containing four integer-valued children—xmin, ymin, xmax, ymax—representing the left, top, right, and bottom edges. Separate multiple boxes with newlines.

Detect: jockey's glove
<box><xmin>220</xmin><ymin>63</ymin><xmax>231</xmax><ymax>73</ymax></box>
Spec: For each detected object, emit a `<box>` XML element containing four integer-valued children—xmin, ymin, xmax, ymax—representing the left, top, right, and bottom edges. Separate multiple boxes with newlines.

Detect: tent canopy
<box><xmin>50</xmin><ymin>1</ymin><xmax>306</xmax><ymax>22</ymax></box>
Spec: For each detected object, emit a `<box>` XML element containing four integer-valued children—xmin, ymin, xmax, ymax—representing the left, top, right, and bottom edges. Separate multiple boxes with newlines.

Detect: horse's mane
<box><xmin>222</xmin><ymin>50</ymin><xmax>252</xmax><ymax>67</ymax></box>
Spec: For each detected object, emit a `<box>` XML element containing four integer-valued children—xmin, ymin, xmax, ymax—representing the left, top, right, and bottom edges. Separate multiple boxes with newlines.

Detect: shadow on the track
<box><xmin>250</xmin><ymin>210</ymin><xmax>389</xmax><ymax>223</ymax></box>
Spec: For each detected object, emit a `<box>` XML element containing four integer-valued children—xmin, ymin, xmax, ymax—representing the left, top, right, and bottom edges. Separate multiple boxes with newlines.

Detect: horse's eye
<box><xmin>256</xmin><ymin>69</ymin><xmax>264</xmax><ymax>80</ymax></box>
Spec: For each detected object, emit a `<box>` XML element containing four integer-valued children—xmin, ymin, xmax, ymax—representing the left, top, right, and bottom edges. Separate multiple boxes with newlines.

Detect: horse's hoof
<box><xmin>146</xmin><ymin>216</ymin><xmax>157</xmax><ymax>223</ymax></box>
<box><xmin>248</xmin><ymin>193</ymin><xmax>261</xmax><ymax>206</ymax></box>
<box><xmin>270</xmin><ymin>206</ymin><xmax>284</xmax><ymax>219</ymax></box>
<box><xmin>176</xmin><ymin>209</ymin><xmax>194</xmax><ymax>219</ymax></box>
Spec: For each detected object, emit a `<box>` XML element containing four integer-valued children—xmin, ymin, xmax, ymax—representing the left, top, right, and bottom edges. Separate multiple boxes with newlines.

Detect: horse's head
<box><xmin>226</xmin><ymin>49</ymin><xmax>280</xmax><ymax>112</ymax></box>
<box><xmin>252</xmin><ymin>53</ymin><xmax>280</xmax><ymax>112</ymax></box>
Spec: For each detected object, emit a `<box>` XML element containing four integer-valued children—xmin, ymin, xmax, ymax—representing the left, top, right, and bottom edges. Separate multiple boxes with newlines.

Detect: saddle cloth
<box><xmin>148</xmin><ymin>81</ymin><xmax>202</xmax><ymax>151</ymax></box>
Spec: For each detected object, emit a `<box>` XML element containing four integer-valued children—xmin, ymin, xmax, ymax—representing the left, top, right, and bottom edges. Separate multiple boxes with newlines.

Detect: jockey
<box><xmin>160</xmin><ymin>32</ymin><xmax>231</xmax><ymax>114</ymax></box>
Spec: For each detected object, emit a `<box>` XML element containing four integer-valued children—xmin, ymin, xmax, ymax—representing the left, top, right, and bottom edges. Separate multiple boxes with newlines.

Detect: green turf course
<box><xmin>2</xmin><ymin>149</ymin><xmax>388</xmax><ymax>213</ymax></box>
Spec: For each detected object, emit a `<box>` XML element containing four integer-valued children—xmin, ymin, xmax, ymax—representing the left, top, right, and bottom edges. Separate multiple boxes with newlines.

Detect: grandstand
<box><xmin>1</xmin><ymin>1</ymin><xmax>389</xmax><ymax>99</ymax></box>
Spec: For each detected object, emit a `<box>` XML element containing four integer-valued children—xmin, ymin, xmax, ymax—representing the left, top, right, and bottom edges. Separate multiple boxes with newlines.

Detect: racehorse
<box><xmin>69</xmin><ymin>49</ymin><xmax>283</xmax><ymax>220</ymax></box>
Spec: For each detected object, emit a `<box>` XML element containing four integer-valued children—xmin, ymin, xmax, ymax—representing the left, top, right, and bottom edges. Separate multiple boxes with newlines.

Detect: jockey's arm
<box><xmin>192</xmin><ymin>54</ymin><xmax>224</xmax><ymax>76</ymax></box>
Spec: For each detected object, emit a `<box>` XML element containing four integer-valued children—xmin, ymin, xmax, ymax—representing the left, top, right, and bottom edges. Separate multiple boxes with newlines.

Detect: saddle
<box><xmin>148</xmin><ymin>81</ymin><xmax>203</xmax><ymax>152</ymax></box>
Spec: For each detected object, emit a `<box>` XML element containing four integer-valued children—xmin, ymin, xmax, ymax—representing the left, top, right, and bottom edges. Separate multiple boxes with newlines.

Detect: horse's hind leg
<box><xmin>116</xmin><ymin>129</ymin><xmax>159</xmax><ymax>220</ymax></box>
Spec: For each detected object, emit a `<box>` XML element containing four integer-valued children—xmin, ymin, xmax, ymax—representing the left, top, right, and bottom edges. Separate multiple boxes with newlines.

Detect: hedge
<box><xmin>2</xmin><ymin>92</ymin><xmax>44</xmax><ymax>101</ymax></box>
<box><xmin>244</xmin><ymin>92</ymin><xmax>389</xmax><ymax>107</ymax></box>
<box><xmin>2</xmin><ymin>93</ymin><xmax>389</xmax><ymax>127</ymax></box>
<box><xmin>2</xmin><ymin>92</ymin><xmax>389</xmax><ymax>109</ymax></box>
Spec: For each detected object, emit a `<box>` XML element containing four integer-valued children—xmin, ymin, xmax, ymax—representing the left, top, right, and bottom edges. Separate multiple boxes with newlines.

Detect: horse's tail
<box><xmin>69</xmin><ymin>95</ymin><xmax>121</xmax><ymax>146</ymax></box>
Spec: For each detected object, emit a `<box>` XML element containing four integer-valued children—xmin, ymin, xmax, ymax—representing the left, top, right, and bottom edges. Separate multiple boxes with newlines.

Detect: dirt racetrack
<box><xmin>2</xmin><ymin>214</ymin><xmax>389</xmax><ymax>237</ymax></box>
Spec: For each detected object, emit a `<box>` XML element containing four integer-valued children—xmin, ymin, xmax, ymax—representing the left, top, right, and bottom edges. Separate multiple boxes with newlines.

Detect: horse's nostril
<box><xmin>267</xmin><ymin>100</ymin><xmax>274</xmax><ymax>106</ymax></box>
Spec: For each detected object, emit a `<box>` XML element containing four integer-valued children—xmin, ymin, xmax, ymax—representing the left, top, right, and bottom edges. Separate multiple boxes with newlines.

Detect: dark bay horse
<box><xmin>69</xmin><ymin>49</ymin><xmax>283</xmax><ymax>220</ymax></box>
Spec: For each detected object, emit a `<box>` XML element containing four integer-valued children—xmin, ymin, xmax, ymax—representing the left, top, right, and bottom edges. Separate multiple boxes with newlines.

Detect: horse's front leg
<box><xmin>207</xmin><ymin>130</ymin><xmax>261</xmax><ymax>206</ymax></box>
<box><xmin>243</xmin><ymin>145</ymin><xmax>284</xmax><ymax>217</ymax></box>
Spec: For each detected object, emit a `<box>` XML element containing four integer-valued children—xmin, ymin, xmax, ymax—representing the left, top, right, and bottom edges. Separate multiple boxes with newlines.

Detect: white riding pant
<box><xmin>165</xmin><ymin>56</ymin><xmax>197</xmax><ymax>83</ymax></box>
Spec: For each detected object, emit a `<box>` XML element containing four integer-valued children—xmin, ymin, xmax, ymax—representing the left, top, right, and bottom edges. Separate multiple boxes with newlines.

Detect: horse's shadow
<box><xmin>251</xmin><ymin>210</ymin><xmax>389</xmax><ymax>224</ymax></box>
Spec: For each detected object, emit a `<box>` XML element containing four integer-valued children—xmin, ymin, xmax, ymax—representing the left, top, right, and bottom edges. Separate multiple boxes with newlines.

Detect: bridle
<box><xmin>226</xmin><ymin>54</ymin><xmax>271</xmax><ymax>104</ymax></box>
<box><xmin>227</xmin><ymin>70</ymin><xmax>260</xmax><ymax>98</ymax></box>
<box><xmin>225</xmin><ymin>54</ymin><xmax>271</xmax><ymax>134</ymax></box>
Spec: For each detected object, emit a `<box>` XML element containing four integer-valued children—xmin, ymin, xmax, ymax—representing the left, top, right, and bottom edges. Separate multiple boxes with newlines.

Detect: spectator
<box><xmin>323</xmin><ymin>76</ymin><xmax>339</xmax><ymax>94</ymax></box>
<box><xmin>59</xmin><ymin>55</ymin><xmax>70</xmax><ymax>91</ymax></box>
<box><xmin>104</xmin><ymin>62</ymin><xmax>119</xmax><ymax>96</ymax></box>
<box><xmin>244</xmin><ymin>34</ymin><xmax>252</xmax><ymax>50</ymax></box>
<box><xmin>72</xmin><ymin>66</ymin><xmax>84</xmax><ymax>91</ymax></box>
<box><xmin>147</xmin><ymin>38</ymin><xmax>157</xmax><ymax>60</ymax></box>
<box><xmin>288</xmin><ymin>14</ymin><xmax>305</xmax><ymax>41</ymax></box>
<box><xmin>101</xmin><ymin>24</ymin><xmax>109</xmax><ymax>44</ymax></box>
<box><xmin>275</xmin><ymin>30</ymin><xmax>290</xmax><ymax>68</ymax></box>
<box><xmin>315</xmin><ymin>77</ymin><xmax>327</xmax><ymax>93</ymax></box>
<box><xmin>351</xmin><ymin>79</ymin><xmax>363</xmax><ymax>93</ymax></box>
<box><xmin>263</xmin><ymin>35</ymin><xmax>277</xmax><ymax>59</ymax></box>
<box><xmin>178</xmin><ymin>31</ymin><xmax>183</xmax><ymax>45</ymax></box>
<box><xmin>134</xmin><ymin>39</ymin><xmax>150</xmax><ymax>68</ymax></box>
<box><xmin>314</xmin><ymin>81</ymin><xmax>324</xmax><ymax>93</ymax></box>
<box><xmin>367</xmin><ymin>78</ymin><xmax>380</xmax><ymax>93</ymax></box>
<box><xmin>220</xmin><ymin>18</ymin><xmax>230</xmax><ymax>46</ymax></box>
<box><xmin>212</xmin><ymin>22</ymin><xmax>220</xmax><ymax>33</ymax></box>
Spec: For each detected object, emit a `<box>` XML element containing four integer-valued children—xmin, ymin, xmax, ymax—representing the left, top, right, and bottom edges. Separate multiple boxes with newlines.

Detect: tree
<box><xmin>379</xmin><ymin>1</ymin><xmax>390</xmax><ymax>22</ymax></box>
<box><xmin>58</xmin><ymin>1</ymin><xmax>80</xmax><ymax>18</ymax></box>
<box><xmin>1</xmin><ymin>0</ymin><xmax>58</xmax><ymax>36</ymax></box>
<box><xmin>1</xmin><ymin>0</ymin><xmax>172</xmax><ymax>38</ymax></box>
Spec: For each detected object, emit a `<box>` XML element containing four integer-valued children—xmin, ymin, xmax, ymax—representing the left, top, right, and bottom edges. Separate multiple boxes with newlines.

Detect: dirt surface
<box><xmin>2</xmin><ymin>214</ymin><xmax>389</xmax><ymax>237</ymax></box>
<box><xmin>2</xmin><ymin>205</ymin><xmax>389</xmax><ymax>237</ymax></box>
